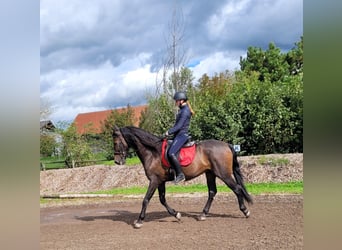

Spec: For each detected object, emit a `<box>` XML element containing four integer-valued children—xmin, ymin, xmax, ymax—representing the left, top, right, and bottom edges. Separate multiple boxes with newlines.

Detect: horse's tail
<box><xmin>228</xmin><ymin>144</ymin><xmax>253</xmax><ymax>204</ymax></box>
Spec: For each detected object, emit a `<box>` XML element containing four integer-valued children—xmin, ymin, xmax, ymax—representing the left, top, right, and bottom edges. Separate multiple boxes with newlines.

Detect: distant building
<box><xmin>40</xmin><ymin>120</ymin><xmax>56</xmax><ymax>133</ymax></box>
<box><xmin>73</xmin><ymin>105</ymin><xmax>147</xmax><ymax>135</ymax></box>
<box><xmin>40</xmin><ymin>120</ymin><xmax>62</xmax><ymax>156</ymax></box>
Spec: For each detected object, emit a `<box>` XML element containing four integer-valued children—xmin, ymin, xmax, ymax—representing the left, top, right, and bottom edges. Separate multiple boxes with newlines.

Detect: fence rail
<box><xmin>40</xmin><ymin>159</ymin><xmax>109</xmax><ymax>171</ymax></box>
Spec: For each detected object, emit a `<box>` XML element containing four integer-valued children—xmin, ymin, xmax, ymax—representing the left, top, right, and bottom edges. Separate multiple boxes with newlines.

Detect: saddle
<box><xmin>161</xmin><ymin>137</ymin><xmax>196</xmax><ymax>168</ymax></box>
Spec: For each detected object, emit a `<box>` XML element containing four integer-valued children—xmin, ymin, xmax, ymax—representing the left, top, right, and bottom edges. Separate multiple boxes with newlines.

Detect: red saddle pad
<box><xmin>161</xmin><ymin>139</ymin><xmax>196</xmax><ymax>168</ymax></box>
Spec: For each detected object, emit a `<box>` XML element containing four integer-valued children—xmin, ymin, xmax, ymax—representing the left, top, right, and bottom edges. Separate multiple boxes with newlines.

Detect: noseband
<box><xmin>114</xmin><ymin>141</ymin><xmax>127</xmax><ymax>159</ymax></box>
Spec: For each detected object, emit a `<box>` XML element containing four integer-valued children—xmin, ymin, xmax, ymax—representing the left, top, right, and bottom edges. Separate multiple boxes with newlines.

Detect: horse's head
<box><xmin>112</xmin><ymin>125</ymin><xmax>128</xmax><ymax>165</ymax></box>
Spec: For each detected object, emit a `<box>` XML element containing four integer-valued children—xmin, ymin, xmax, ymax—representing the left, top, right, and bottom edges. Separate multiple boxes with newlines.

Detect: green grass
<box><xmin>124</xmin><ymin>157</ymin><xmax>142</xmax><ymax>165</ymax></box>
<box><xmin>40</xmin><ymin>155</ymin><xmax>141</xmax><ymax>170</ymax></box>
<box><xmin>40</xmin><ymin>198</ymin><xmax>49</xmax><ymax>204</ymax></box>
<box><xmin>245</xmin><ymin>181</ymin><xmax>302</xmax><ymax>194</ymax></box>
<box><xmin>257</xmin><ymin>155</ymin><xmax>290</xmax><ymax>166</ymax></box>
<box><xmin>88</xmin><ymin>181</ymin><xmax>303</xmax><ymax>196</ymax></box>
<box><xmin>40</xmin><ymin>156</ymin><xmax>66</xmax><ymax>169</ymax></box>
<box><xmin>40</xmin><ymin>181</ymin><xmax>302</xmax><ymax>204</ymax></box>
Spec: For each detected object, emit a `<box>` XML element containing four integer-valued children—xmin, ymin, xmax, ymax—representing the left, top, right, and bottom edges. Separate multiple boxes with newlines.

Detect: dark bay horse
<box><xmin>112</xmin><ymin>126</ymin><xmax>253</xmax><ymax>228</ymax></box>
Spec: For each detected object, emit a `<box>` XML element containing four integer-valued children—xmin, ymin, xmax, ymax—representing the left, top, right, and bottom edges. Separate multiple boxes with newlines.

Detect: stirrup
<box><xmin>174</xmin><ymin>173</ymin><xmax>185</xmax><ymax>184</ymax></box>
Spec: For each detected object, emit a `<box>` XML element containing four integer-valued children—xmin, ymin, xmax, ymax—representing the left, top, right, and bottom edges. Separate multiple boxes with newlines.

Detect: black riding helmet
<box><xmin>173</xmin><ymin>91</ymin><xmax>187</xmax><ymax>101</ymax></box>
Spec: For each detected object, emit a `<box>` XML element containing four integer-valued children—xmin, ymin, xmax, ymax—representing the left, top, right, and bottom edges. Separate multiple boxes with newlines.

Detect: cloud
<box><xmin>40</xmin><ymin>0</ymin><xmax>170</xmax><ymax>73</ymax></box>
<box><xmin>40</xmin><ymin>0</ymin><xmax>303</xmax><ymax>122</ymax></box>
<box><xmin>191</xmin><ymin>51</ymin><xmax>244</xmax><ymax>80</ymax></box>
<box><xmin>41</xmin><ymin>55</ymin><xmax>156</xmax><ymax>121</ymax></box>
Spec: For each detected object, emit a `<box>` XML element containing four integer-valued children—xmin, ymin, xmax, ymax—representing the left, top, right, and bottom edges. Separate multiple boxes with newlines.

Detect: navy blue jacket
<box><xmin>168</xmin><ymin>103</ymin><xmax>192</xmax><ymax>136</ymax></box>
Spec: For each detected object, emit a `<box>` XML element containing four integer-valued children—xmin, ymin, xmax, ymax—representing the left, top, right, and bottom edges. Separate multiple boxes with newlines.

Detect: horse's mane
<box><xmin>120</xmin><ymin>126</ymin><xmax>163</xmax><ymax>153</ymax></box>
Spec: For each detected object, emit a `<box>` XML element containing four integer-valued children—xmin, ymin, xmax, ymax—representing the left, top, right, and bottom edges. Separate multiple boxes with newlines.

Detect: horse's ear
<box><xmin>112</xmin><ymin>125</ymin><xmax>120</xmax><ymax>135</ymax></box>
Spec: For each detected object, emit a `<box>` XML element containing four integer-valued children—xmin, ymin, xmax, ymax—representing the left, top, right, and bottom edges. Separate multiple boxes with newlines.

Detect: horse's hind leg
<box><xmin>223</xmin><ymin>176</ymin><xmax>250</xmax><ymax>218</ymax></box>
<box><xmin>198</xmin><ymin>172</ymin><xmax>217</xmax><ymax>221</ymax></box>
<box><xmin>158</xmin><ymin>182</ymin><xmax>181</xmax><ymax>220</ymax></box>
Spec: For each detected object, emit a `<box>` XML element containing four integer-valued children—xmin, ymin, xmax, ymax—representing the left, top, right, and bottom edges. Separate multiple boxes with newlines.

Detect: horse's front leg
<box><xmin>134</xmin><ymin>181</ymin><xmax>158</xmax><ymax>229</ymax></box>
<box><xmin>158</xmin><ymin>182</ymin><xmax>181</xmax><ymax>220</ymax></box>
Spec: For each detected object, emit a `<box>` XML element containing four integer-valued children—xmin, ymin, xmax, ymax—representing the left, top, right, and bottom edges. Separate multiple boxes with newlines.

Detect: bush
<box><xmin>40</xmin><ymin>134</ymin><xmax>57</xmax><ymax>157</ymax></box>
<box><xmin>60</xmin><ymin>123</ymin><xmax>94</xmax><ymax>164</ymax></box>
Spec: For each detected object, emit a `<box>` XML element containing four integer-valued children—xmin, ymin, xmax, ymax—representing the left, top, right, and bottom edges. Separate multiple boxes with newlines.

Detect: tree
<box><xmin>40</xmin><ymin>97</ymin><xmax>58</xmax><ymax>157</ymax></box>
<box><xmin>239</xmin><ymin>38</ymin><xmax>303</xmax><ymax>82</ymax></box>
<box><xmin>237</xmin><ymin>38</ymin><xmax>303</xmax><ymax>153</ymax></box>
<box><xmin>40</xmin><ymin>134</ymin><xmax>58</xmax><ymax>157</ymax></box>
<box><xmin>40</xmin><ymin>97</ymin><xmax>54</xmax><ymax>121</ymax></box>
<box><xmin>59</xmin><ymin>123</ymin><xmax>93</xmax><ymax>167</ymax></box>
<box><xmin>163</xmin><ymin>6</ymin><xmax>189</xmax><ymax>93</ymax></box>
<box><xmin>143</xmin><ymin>6</ymin><xmax>195</xmax><ymax>134</ymax></box>
<box><xmin>285</xmin><ymin>36</ymin><xmax>303</xmax><ymax>75</ymax></box>
<box><xmin>239</xmin><ymin>39</ymin><xmax>305</xmax><ymax>83</ymax></box>
<box><xmin>143</xmin><ymin>34</ymin><xmax>303</xmax><ymax>155</ymax></box>
<box><xmin>229</xmin><ymin>71</ymin><xmax>303</xmax><ymax>154</ymax></box>
<box><xmin>190</xmin><ymin>71</ymin><xmax>237</xmax><ymax>141</ymax></box>
<box><xmin>140</xmin><ymin>94</ymin><xmax>174</xmax><ymax>134</ymax></box>
<box><xmin>188</xmin><ymin>67</ymin><xmax>303</xmax><ymax>155</ymax></box>
<box><xmin>100</xmin><ymin>105</ymin><xmax>136</xmax><ymax>160</ymax></box>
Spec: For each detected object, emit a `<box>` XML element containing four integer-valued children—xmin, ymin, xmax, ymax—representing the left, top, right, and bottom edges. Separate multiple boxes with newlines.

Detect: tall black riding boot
<box><xmin>169</xmin><ymin>154</ymin><xmax>185</xmax><ymax>184</ymax></box>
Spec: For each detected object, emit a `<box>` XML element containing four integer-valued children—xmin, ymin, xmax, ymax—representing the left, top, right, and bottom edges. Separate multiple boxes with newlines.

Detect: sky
<box><xmin>40</xmin><ymin>0</ymin><xmax>303</xmax><ymax>123</ymax></box>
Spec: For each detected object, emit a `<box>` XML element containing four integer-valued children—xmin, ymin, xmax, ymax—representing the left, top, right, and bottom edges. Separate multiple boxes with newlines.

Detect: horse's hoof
<box><xmin>175</xmin><ymin>212</ymin><xmax>181</xmax><ymax>220</ymax></box>
<box><xmin>198</xmin><ymin>214</ymin><xmax>206</xmax><ymax>221</ymax></box>
<box><xmin>133</xmin><ymin>220</ymin><xmax>143</xmax><ymax>229</ymax></box>
<box><xmin>245</xmin><ymin>210</ymin><xmax>250</xmax><ymax>218</ymax></box>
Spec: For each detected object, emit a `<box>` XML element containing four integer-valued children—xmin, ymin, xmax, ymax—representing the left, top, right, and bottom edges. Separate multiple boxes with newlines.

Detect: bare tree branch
<box><xmin>40</xmin><ymin>97</ymin><xmax>54</xmax><ymax>121</ymax></box>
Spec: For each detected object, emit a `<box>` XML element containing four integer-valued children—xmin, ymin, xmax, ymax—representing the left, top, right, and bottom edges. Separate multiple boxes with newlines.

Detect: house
<box><xmin>40</xmin><ymin>120</ymin><xmax>56</xmax><ymax>133</ymax></box>
<box><xmin>40</xmin><ymin>120</ymin><xmax>62</xmax><ymax>157</ymax></box>
<box><xmin>73</xmin><ymin>105</ymin><xmax>147</xmax><ymax>135</ymax></box>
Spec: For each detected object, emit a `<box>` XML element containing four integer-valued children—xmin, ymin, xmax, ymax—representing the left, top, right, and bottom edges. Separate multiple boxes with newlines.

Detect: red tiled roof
<box><xmin>74</xmin><ymin>105</ymin><xmax>147</xmax><ymax>135</ymax></box>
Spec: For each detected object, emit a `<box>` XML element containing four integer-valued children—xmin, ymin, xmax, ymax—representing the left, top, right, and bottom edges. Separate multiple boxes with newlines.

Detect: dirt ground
<box><xmin>40</xmin><ymin>194</ymin><xmax>303</xmax><ymax>249</ymax></box>
<box><xmin>40</xmin><ymin>153</ymin><xmax>303</xmax><ymax>249</ymax></box>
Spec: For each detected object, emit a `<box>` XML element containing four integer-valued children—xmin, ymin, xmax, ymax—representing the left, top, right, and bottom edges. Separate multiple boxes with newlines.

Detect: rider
<box><xmin>165</xmin><ymin>91</ymin><xmax>194</xmax><ymax>184</ymax></box>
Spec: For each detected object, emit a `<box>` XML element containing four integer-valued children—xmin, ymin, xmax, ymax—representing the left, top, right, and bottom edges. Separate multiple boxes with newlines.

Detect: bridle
<box><xmin>114</xmin><ymin>140</ymin><xmax>127</xmax><ymax>159</ymax></box>
<box><xmin>113</xmin><ymin>128</ymin><xmax>129</xmax><ymax>163</ymax></box>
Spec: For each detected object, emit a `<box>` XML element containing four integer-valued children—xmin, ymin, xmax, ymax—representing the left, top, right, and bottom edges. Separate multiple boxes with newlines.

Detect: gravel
<box><xmin>40</xmin><ymin>153</ymin><xmax>303</xmax><ymax>196</ymax></box>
